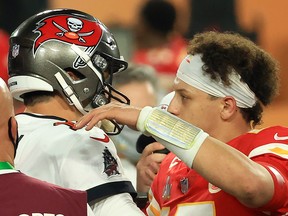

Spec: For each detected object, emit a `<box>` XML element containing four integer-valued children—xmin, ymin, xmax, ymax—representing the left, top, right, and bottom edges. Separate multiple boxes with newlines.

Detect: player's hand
<box><xmin>136</xmin><ymin>142</ymin><xmax>167</xmax><ymax>193</ymax></box>
<box><xmin>76</xmin><ymin>101</ymin><xmax>142</xmax><ymax>131</ymax></box>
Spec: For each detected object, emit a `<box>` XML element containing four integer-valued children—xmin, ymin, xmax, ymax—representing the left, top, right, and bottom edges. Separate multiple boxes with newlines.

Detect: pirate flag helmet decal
<box><xmin>8</xmin><ymin>8</ymin><xmax>129</xmax><ymax>134</ymax></box>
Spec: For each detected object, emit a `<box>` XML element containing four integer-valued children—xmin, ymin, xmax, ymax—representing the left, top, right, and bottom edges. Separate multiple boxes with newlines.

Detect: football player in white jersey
<box><xmin>0</xmin><ymin>77</ymin><xmax>95</xmax><ymax>216</ymax></box>
<box><xmin>7</xmin><ymin>8</ymin><xmax>144</xmax><ymax>216</ymax></box>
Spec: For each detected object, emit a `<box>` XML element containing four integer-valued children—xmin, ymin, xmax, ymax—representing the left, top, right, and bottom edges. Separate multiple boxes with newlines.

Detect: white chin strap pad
<box><xmin>54</xmin><ymin>72</ymin><xmax>87</xmax><ymax>115</ymax></box>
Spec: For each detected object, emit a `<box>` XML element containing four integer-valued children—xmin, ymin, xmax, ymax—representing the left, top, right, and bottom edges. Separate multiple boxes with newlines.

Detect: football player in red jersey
<box><xmin>0</xmin><ymin>77</ymin><xmax>95</xmax><ymax>216</ymax></box>
<box><xmin>77</xmin><ymin>31</ymin><xmax>288</xmax><ymax>215</ymax></box>
<box><xmin>7</xmin><ymin>9</ymin><xmax>144</xmax><ymax>215</ymax></box>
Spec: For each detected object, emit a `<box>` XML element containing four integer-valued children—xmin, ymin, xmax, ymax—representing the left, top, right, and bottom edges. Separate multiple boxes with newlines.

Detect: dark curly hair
<box><xmin>187</xmin><ymin>31</ymin><xmax>279</xmax><ymax>126</ymax></box>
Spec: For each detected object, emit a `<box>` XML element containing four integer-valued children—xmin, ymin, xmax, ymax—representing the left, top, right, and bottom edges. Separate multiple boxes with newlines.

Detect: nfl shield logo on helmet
<box><xmin>11</xmin><ymin>44</ymin><xmax>20</xmax><ymax>58</ymax></box>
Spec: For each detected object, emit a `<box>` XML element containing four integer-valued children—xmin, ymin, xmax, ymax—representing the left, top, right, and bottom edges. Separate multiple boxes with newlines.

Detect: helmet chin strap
<box><xmin>55</xmin><ymin>72</ymin><xmax>113</xmax><ymax>131</ymax></box>
<box><xmin>54</xmin><ymin>72</ymin><xmax>87</xmax><ymax>115</ymax></box>
<box><xmin>54</xmin><ymin>45</ymin><xmax>106</xmax><ymax>116</ymax></box>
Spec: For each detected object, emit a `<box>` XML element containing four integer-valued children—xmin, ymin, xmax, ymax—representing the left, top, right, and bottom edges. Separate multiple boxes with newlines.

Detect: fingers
<box><xmin>79</xmin><ymin>116</ymin><xmax>97</xmax><ymax>131</ymax></box>
<box><xmin>136</xmin><ymin>154</ymin><xmax>165</xmax><ymax>193</ymax></box>
<box><xmin>136</xmin><ymin>159</ymin><xmax>156</xmax><ymax>193</ymax></box>
<box><xmin>75</xmin><ymin>102</ymin><xmax>141</xmax><ymax>131</ymax></box>
<box><xmin>136</xmin><ymin>170</ymin><xmax>152</xmax><ymax>193</ymax></box>
<box><xmin>76</xmin><ymin>110</ymin><xmax>101</xmax><ymax>130</ymax></box>
<box><xmin>76</xmin><ymin>102</ymin><xmax>118</xmax><ymax>130</ymax></box>
<box><xmin>142</xmin><ymin>142</ymin><xmax>166</xmax><ymax>157</ymax></box>
<box><xmin>136</xmin><ymin>142</ymin><xmax>167</xmax><ymax>193</ymax></box>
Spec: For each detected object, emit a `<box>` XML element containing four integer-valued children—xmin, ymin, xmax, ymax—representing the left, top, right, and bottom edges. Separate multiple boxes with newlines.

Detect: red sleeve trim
<box><xmin>258</xmin><ymin>162</ymin><xmax>287</xmax><ymax>210</ymax></box>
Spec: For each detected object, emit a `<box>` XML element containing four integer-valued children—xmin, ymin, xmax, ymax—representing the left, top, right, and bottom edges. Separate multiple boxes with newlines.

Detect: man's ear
<box><xmin>220</xmin><ymin>96</ymin><xmax>238</xmax><ymax>120</ymax></box>
<box><xmin>67</xmin><ymin>71</ymin><xmax>80</xmax><ymax>81</ymax></box>
<box><xmin>8</xmin><ymin>116</ymin><xmax>18</xmax><ymax>144</ymax></box>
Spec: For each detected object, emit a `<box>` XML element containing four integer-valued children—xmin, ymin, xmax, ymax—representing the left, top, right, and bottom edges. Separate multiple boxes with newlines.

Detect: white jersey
<box><xmin>15</xmin><ymin>113</ymin><xmax>144</xmax><ymax>215</ymax></box>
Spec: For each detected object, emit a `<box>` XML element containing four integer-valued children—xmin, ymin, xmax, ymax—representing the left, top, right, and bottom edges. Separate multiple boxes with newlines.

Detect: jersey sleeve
<box><xmin>257</xmin><ymin>161</ymin><xmax>288</xmax><ymax>211</ymax></box>
<box><xmin>146</xmin><ymin>188</ymin><xmax>161</xmax><ymax>216</ymax></box>
<box><xmin>247</xmin><ymin>126</ymin><xmax>288</xmax><ymax>211</ymax></box>
<box><xmin>87</xmin><ymin>204</ymin><xmax>95</xmax><ymax>216</ymax></box>
<box><xmin>89</xmin><ymin>193</ymin><xmax>145</xmax><ymax>216</ymax></box>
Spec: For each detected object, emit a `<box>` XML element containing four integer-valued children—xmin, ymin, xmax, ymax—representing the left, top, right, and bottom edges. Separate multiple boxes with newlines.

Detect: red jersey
<box><xmin>0</xmin><ymin>170</ymin><xmax>88</xmax><ymax>216</ymax></box>
<box><xmin>147</xmin><ymin>126</ymin><xmax>288</xmax><ymax>215</ymax></box>
<box><xmin>132</xmin><ymin>35</ymin><xmax>187</xmax><ymax>75</ymax></box>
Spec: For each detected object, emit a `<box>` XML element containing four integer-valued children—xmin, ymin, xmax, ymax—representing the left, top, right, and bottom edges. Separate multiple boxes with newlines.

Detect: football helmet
<box><xmin>8</xmin><ymin>8</ymin><xmax>129</xmax><ymax>134</ymax></box>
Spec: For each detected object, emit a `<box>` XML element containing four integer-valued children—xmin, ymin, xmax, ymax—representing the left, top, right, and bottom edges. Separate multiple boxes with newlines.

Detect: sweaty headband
<box><xmin>176</xmin><ymin>54</ymin><xmax>256</xmax><ymax>108</ymax></box>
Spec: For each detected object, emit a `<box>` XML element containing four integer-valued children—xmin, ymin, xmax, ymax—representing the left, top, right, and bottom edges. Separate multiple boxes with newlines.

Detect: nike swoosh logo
<box><xmin>274</xmin><ymin>133</ymin><xmax>288</xmax><ymax>141</ymax></box>
<box><xmin>90</xmin><ymin>134</ymin><xmax>110</xmax><ymax>143</ymax></box>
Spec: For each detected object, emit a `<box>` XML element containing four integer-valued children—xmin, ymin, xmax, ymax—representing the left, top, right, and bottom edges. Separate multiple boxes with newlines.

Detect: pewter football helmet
<box><xmin>8</xmin><ymin>8</ymin><xmax>129</xmax><ymax>134</ymax></box>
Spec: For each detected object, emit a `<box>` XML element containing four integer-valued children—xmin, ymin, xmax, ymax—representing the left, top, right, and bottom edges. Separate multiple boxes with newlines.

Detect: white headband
<box><xmin>176</xmin><ymin>54</ymin><xmax>256</xmax><ymax>108</ymax></box>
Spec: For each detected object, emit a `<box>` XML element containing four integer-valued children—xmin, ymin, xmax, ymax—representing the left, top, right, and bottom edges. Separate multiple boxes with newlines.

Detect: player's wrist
<box><xmin>137</xmin><ymin>107</ymin><xmax>209</xmax><ymax>167</ymax></box>
<box><xmin>137</xmin><ymin>106</ymin><xmax>153</xmax><ymax>134</ymax></box>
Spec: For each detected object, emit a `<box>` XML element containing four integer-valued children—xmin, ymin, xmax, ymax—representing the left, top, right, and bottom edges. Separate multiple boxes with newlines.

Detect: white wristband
<box><xmin>136</xmin><ymin>107</ymin><xmax>209</xmax><ymax>167</ymax></box>
<box><xmin>153</xmin><ymin>131</ymin><xmax>208</xmax><ymax>168</ymax></box>
<box><xmin>136</xmin><ymin>106</ymin><xmax>153</xmax><ymax>134</ymax></box>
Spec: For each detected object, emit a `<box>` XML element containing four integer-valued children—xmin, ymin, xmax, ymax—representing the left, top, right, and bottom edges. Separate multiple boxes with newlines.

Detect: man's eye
<box><xmin>181</xmin><ymin>95</ymin><xmax>188</xmax><ymax>100</ymax></box>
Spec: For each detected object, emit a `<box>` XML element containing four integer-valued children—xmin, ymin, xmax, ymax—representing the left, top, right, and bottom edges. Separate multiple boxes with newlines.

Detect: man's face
<box><xmin>168</xmin><ymin>78</ymin><xmax>223</xmax><ymax>134</ymax></box>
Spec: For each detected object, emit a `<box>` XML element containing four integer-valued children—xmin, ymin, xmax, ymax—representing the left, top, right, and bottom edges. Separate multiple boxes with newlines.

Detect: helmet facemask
<box><xmin>93</xmin><ymin>83</ymin><xmax>130</xmax><ymax>135</ymax></box>
<box><xmin>92</xmin><ymin>54</ymin><xmax>130</xmax><ymax>135</ymax></box>
<box><xmin>69</xmin><ymin>44</ymin><xmax>130</xmax><ymax>135</ymax></box>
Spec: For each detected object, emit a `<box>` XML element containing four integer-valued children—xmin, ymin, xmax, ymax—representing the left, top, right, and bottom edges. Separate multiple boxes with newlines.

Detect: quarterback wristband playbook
<box><xmin>137</xmin><ymin>106</ymin><xmax>209</xmax><ymax>168</ymax></box>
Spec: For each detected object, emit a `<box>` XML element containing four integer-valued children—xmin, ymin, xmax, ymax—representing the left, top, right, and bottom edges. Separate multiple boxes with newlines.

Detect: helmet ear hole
<box><xmin>65</xmin><ymin>68</ymin><xmax>85</xmax><ymax>81</ymax></box>
<box><xmin>66</xmin><ymin>71</ymin><xmax>79</xmax><ymax>81</ymax></box>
